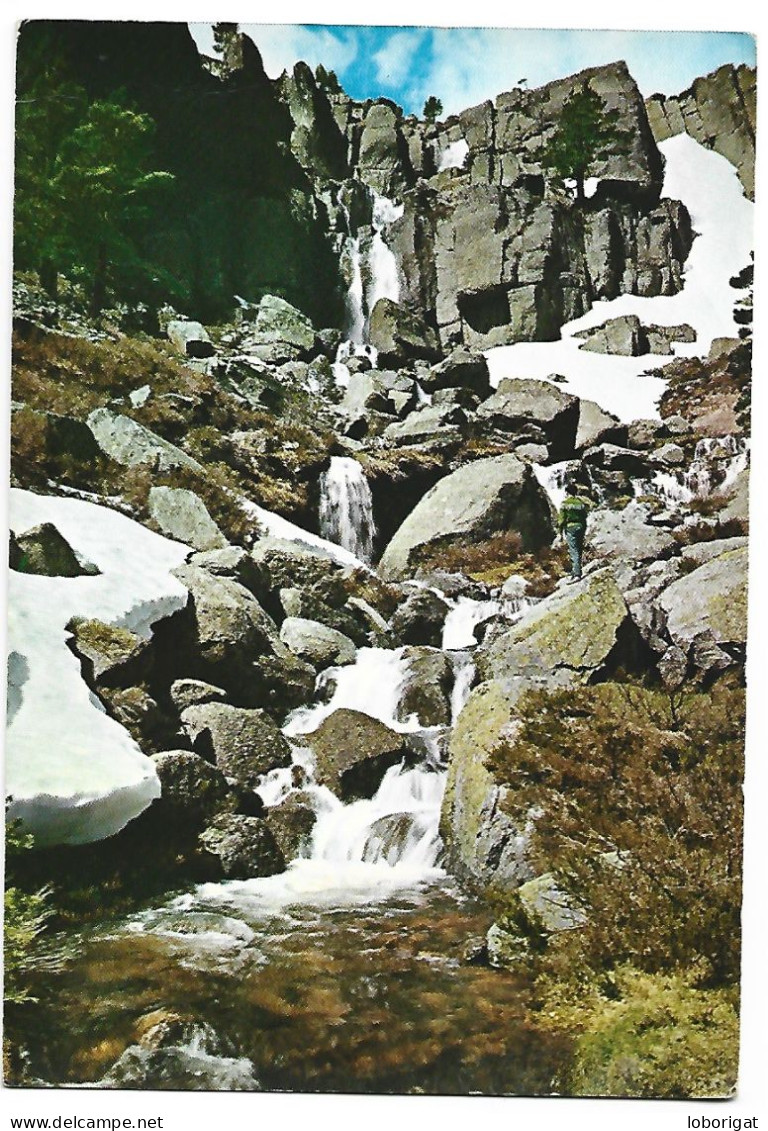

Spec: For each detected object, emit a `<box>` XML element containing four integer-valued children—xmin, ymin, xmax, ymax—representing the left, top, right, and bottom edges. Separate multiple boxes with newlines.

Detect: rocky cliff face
<box><xmin>646</xmin><ymin>64</ymin><xmax>756</xmax><ymax>199</ymax></box>
<box><xmin>275</xmin><ymin>58</ymin><xmax>695</xmax><ymax>353</ymax></box>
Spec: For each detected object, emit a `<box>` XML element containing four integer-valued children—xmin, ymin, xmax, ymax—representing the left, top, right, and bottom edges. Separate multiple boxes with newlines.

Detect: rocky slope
<box><xmin>7</xmin><ymin>39</ymin><xmax>753</xmax><ymax>929</ymax></box>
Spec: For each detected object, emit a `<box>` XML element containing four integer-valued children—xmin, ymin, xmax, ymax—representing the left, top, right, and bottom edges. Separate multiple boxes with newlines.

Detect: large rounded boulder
<box><xmin>378</xmin><ymin>454</ymin><xmax>554</xmax><ymax>581</ymax></box>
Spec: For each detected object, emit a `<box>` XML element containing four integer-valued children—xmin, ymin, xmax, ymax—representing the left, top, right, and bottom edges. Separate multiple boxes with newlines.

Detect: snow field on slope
<box><xmin>486</xmin><ymin>135</ymin><xmax>754</xmax><ymax>422</ymax></box>
<box><xmin>7</xmin><ymin>489</ymin><xmax>189</xmax><ymax>845</ymax></box>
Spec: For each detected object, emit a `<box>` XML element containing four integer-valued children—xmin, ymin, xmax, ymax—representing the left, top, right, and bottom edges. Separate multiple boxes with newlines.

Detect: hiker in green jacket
<box><xmin>558</xmin><ymin>483</ymin><xmax>591</xmax><ymax>580</ymax></box>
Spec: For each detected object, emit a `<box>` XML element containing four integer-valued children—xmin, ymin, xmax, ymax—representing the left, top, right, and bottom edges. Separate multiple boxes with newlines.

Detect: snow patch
<box><xmin>438</xmin><ymin>138</ymin><xmax>469</xmax><ymax>171</ymax></box>
<box><xmin>6</xmin><ymin>490</ymin><xmax>189</xmax><ymax>845</ymax></box>
<box><xmin>486</xmin><ymin>136</ymin><xmax>754</xmax><ymax>422</ymax></box>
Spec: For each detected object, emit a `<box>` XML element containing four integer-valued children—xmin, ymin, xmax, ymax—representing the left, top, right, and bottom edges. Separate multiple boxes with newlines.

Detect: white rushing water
<box><xmin>486</xmin><ymin>135</ymin><xmax>754</xmax><ymax>421</ymax></box>
<box><xmin>333</xmin><ymin>186</ymin><xmax>403</xmax><ymax>384</ymax></box>
<box><xmin>366</xmin><ymin>191</ymin><xmax>404</xmax><ymax>317</ymax></box>
<box><xmin>319</xmin><ymin>456</ymin><xmax>377</xmax><ymax>563</ymax></box>
<box><xmin>234</xmin><ymin>645</ymin><xmax>449</xmax><ymax>898</ymax></box>
<box><xmin>637</xmin><ymin>435</ymin><xmax>749</xmax><ymax>507</ymax></box>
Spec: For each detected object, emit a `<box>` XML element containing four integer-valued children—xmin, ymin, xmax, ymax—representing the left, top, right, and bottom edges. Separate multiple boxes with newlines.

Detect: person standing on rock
<box><xmin>558</xmin><ymin>482</ymin><xmax>591</xmax><ymax>581</ymax></box>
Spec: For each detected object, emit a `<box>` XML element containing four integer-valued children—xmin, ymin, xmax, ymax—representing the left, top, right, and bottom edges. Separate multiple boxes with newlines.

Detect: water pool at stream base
<box><xmin>15</xmin><ymin>872</ymin><xmax>568</xmax><ymax>1095</ymax></box>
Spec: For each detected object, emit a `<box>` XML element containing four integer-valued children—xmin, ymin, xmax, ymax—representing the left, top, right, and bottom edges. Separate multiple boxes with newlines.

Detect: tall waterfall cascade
<box><xmin>319</xmin><ymin>456</ymin><xmax>377</xmax><ymax>563</ymax></box>
<box><xmin>332</xmin><ymin>186</ymin><xmax>404</xmax><ymax>388</ymax></box>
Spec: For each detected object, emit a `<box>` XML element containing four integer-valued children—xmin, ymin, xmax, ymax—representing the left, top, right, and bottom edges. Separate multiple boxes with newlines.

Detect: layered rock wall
<box><xmin>645</xmin><ymin>64</ymin><xmax>756</xmax><ymax>199</ymax></box>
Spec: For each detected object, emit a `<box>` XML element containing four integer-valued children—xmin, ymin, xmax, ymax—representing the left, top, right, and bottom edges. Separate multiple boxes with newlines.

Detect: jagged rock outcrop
<box><xmin>646</xmin><ymin>63</ymin><xmax>756</xmax><ymax>198</ymax></box>
<box><xmin>278</xmin><ymin>61</ymin><xmax>349</xmax><ymax>181</ymax></box>
<box><xmin>390</xmin><ymin>62</ymin><xmax>692</xmax><ymax>352</ymax></box>
<box><xmin>378</xmin><ymin>454</ymin><xmax>555</xmax><ymax>580</ymax></box>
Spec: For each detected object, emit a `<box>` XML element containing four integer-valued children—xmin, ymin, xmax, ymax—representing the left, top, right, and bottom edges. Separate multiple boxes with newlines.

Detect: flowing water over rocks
<box><xmin>319</xmin><ymin>456</ymin><xmax>377</xmax><ymax>563</ymax></box>
<box><xmin>21</xmin><ymin>878</ymin><xmax>566</xmax><ymax>1093</ymax></box>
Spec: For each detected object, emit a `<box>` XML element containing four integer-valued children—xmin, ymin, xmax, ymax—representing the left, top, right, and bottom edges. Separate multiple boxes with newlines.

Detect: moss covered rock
<box><xmin>477</xmin><ymin>568</ymin><xmax>641</xmax><ymax>688</ymax></box>
<box><xmin>439</xmin><ymin>679</ymin><xmax>534</xmax><ymax>894</ymax></box>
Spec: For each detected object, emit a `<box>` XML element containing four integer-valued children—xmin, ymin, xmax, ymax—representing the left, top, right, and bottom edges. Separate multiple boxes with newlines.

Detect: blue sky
<box><xmin>189</xmin><ymin>24</ymin><xmax>755</xmax><ymax>116</ymax></box>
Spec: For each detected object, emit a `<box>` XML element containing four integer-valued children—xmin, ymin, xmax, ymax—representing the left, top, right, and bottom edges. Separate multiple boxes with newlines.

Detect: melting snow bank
<box><xmin>6</xmin><ymin>489</ymin><xmax>189</xmax><ymax>845</ymax></box>
<box><xmin>236</xmin><ymin>494</ymin><xmax>364</xmax><ymax>569</ymax></box>
<box><xmin>486</xmin><ymin>135</ymin><xmax>754</xmax><ymax>422</ymax></box>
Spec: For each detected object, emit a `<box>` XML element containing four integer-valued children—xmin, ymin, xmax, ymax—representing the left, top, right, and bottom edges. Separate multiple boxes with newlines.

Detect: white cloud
<box><xmin>372</xmin><ymin>28</ymin><xmax>427</xmax><ymax>89</ymax></box>
<box><xmin>407</xmin><ymin>28</ymin><xmax>755</xmax><ymax>118</ymax></box>
<box><xmin>241</xmin><ymin>24</ymin><xmax>359</xmax><ymax>79</ymax></box>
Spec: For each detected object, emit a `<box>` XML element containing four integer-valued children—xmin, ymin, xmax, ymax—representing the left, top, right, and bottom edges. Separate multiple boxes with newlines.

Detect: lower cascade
<box><xmin>319</xmin><ymin>455</ymin><xmax>377</xmax><ymax>563</ymax></box>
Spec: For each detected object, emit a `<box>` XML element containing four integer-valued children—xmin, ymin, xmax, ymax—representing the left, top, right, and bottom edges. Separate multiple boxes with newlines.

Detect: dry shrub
<box><xmin>414</xmin><ymin>533</ymin><xmax>569</xmax><ymax>593</ymax></box>
<box><xmin>490</xmin><ymin>676</ymin><xmax>745</xmax><ymax>987</ymax></box>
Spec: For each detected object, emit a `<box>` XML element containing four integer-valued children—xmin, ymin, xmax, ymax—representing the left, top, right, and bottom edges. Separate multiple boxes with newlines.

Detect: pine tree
<box><xmin>422</xmin><ymin>96</ymin><xmax>443</xmax><ymax>124</ymax></box>
<box><xmin>51</xmin><ymin>99</ymin><xmax>175</xmax><ymax>313</ymax></box>
<box><xmin>539</xmin><ymin>85</ymin><xmax>625</xmax><ymax>203</ymax></box>
<box><xmin>212</xmin><ymin>22</ymin><xmax>243</xmax><ymax>74</ymax></box>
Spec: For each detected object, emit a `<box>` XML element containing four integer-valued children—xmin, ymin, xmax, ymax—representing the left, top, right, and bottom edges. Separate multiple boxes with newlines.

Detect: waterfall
<box><xmin>262</xmin><ymin>644</ymin><xmax>449</xmax><ymax>881</ymax></box>
<box><xmin>450</xmin><ymin>653</ymin><xmax>475</xmax><ymax>723</ymax></box>
<box><xmin>442</xmin><ymin>596</ymin><xmax>504</xmax><ymax>650</ymax></box>
<box><xmin>333</xmin><ymin>185</ymin><xmax>403</xmax><ymax>382</ymax></box>
<box><xmin>342</xmin><ymin>234</ymin><xmax>366</xmax><ymax>347</ymax></box>
<box><xmin>319</xmin><ymin>456</ymin><xmax>377</xmax><ymax>563</ymax></box>
<box><xmin>309</xmin><ymin>763</ymin><xmax>444</xmax><ymax>868</ymax></box>
<box><xmin>638</xmin><ymin>436</ymin><xmax>749</xmax><ymax>507</ymax></box>
<box><xmin>365</xmin><ymin>192</ymin><xmax>404</xmax><ymax>318</ymax></box>
<box><xmin>284</xmin><ymin>646</ymin><xmax>411</xmax><ymax>737</ymax></box>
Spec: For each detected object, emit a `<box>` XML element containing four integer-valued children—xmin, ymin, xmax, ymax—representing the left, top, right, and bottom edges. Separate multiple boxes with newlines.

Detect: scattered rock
<box><xmin>378</xmin><ymin>454</ymin><xmax>554</xmax><ymax>581</ymax></box>
<box><xmin>304</xmin><ymin>708</ymin><xmax>409</xmax><ymax>800</ymax></box>
<box><xmin>476</xmin><ymin>379</ymin><xmax>579</xmax><ymax>460</ymax></box>
<box><xmin>487</xmin><ymin>873</ymin><xmax>584</xmax><ymax>971</ymax></box>
<box><xmin>169</xmin><ymin>679</ymin><xmax>229</xmax><ymax>714</ymax></box>
<box><xmin>575</xmin><ymin>400</ymin><xmax>628</xmax><ymax>451</ymax></box>
<box><xmin>477</xmin><ymin>569</ymin><xmax>642</xmax><ymax>689</ymax></box>
<box><xmin>181</xmin><ymin>702</ymin><xmax>293</xmax><ymax>787</ymax></box>
<box><xmin>198</xmin><ymin>814</ymin><xmax>285</xmax><ymax>879</ymax></box>
<box><xmin>67</xmin><ymin>618</ymin><xmax>151</xmax><ymax>689</ymax></box>
<box><xmin>390</xmin><ymin>588</ymin><xmax>450</xmax><ymax>647</ymax></box>
<box><xmin>149</xmin><ymin>750</ymin><xmax>233</xmax><ymax>828</ymax></box>
<box><xmin>264</xmin><ymin>792</ymin><xmax>317</xmax><ymax>860</ymax></box>
<box><xmin>279</xmin><ymin>616</ymin><xmax>357</xmax><ymax>669</ymax></box>
<box><xmin>422</xmin><ymin>349</ymin><xmax>491</xmax><ymax>397</ymax></box>
<box><xmin>368</xmin><ymin>298</ymin><xmax>442</xmax><ymax>367</ymax></box>
<box><xmin>575</xmin><ymin>313</ymin><xmax>647</xmax><ymax>356</ymax></box>
<box><xmin>397</xmin><ymin>647</ymin><xmax>454</xmax><ymax>726</ymax></box>
<box><xmin>148</xmin><ymin>486</ymin><xmax>227</xmax><ymax>551</ymax></box>
<box><xmin>87</xmin><ymin>408</ymin><xmax>204</xmax><ymax>473</ymax></box>
<box><xmin>659</xmin><ymin>546</ymin><xmax>748</xmax><ymax>657</ymax></box>
<box><xmin>587</xmin><ymin>502</ymin><xmax>677</xmax><ymax>565</ymax></box>
<box><xmin>166</xmin><ymin>320</ymin><xmax>215</xmax><ymax>359</ymax></box>
<box><xmin>439</xmin><ymin>679</ymin><xmax>534</xmax><ymax>894</ymax></box>
<box><xmin>13</xmin><ymin>523</ymin><xmax>100</xmax><ymax>578</ymax></box>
